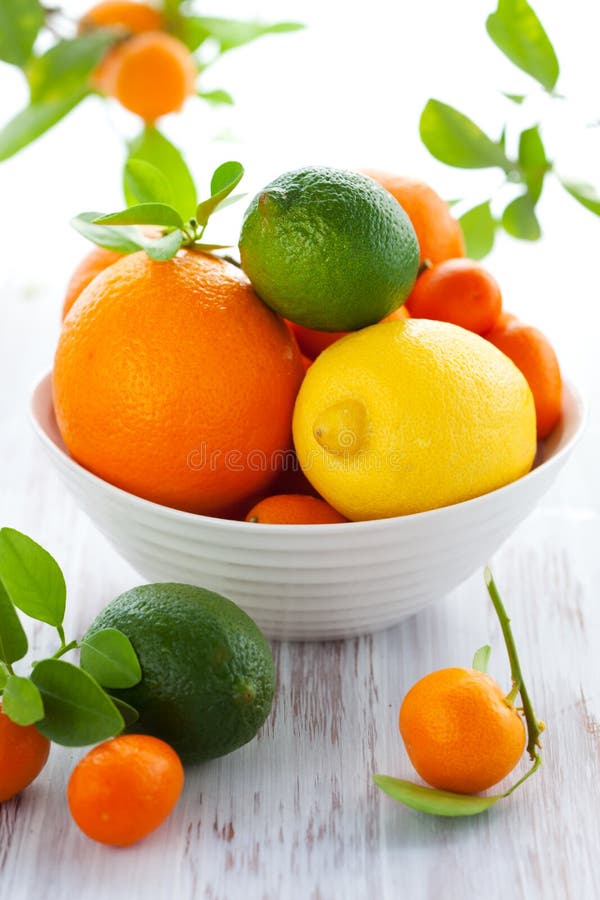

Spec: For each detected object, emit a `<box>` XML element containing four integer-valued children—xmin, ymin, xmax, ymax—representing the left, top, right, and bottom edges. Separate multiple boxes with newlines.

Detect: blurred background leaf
<box><xmin>0</xmin><ymin>0</ymin><xmax>44</xmax><ymax>68</ymax></box>
<box><xmin>486</xmin><ymin>0</ymin><xmax>559</xmax><ymax>91</ymax></box>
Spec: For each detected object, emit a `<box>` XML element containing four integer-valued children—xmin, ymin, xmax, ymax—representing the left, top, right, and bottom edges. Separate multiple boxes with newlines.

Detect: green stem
<box><xmin>51</xmin><ymin>639</ymin><xmax>78</xmax><ymax>661</ymax></box>
<box><xmin>56</xmin><ymin>624</ymin><xmax>66</xmax><ymax>647</ymax></box>
<box><xmin>484</xmin><ymin>567</ymin><xmax>545</xmax><ymax>760</ymax></box>
<box><xmin>501</xmin><ymin>753</ymin><xmax>542</xmax><ymax>798</ymax></box>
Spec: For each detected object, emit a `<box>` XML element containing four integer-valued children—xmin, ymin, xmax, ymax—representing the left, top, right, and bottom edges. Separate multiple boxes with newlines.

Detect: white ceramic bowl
<box><xmin>31</xmin><ymin>372</ymin><xmax>585</xmax><ymax>640</ymax></box>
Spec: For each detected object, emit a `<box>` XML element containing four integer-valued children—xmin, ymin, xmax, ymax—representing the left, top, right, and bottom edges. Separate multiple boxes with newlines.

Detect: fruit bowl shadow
<box><xmin>31</xmin><ymin>372</ymin><xmax>585</xmax><ymax>641</ymax></box>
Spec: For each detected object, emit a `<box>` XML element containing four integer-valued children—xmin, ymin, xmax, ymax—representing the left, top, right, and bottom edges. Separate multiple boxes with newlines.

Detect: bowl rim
<box><xmin>31</xmin><ymin>370</ymin><xmax>588</xmax><ymax>535</ymax></box>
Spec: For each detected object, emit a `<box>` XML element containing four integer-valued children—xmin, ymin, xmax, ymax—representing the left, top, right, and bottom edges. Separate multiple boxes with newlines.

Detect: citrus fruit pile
<box><xmin>54</xmin><ymin>164</ymin><xmax>563</xmax><ymax>524</ymax></box>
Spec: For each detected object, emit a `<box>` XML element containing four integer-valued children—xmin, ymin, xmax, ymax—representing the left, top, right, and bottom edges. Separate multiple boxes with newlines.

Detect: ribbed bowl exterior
<box><xmin>31</xmin><ymin>373</ymin><xmax>585</xmax><ymax>640</ymax></box>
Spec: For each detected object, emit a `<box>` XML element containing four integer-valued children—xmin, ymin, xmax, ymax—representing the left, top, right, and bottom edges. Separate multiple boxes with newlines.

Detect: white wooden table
<box><xmin>1</xmin><ymin>247</ymin><xmax>599</xmax><ymax>900</ymax></box>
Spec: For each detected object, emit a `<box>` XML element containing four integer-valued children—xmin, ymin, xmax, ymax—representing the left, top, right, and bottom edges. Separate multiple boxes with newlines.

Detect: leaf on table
<box><xmin>458</xmin><ymin>202</ymin><xmax>496</xmax><ymax>260</ymax></box>
<box><xmin>27</xmin><ymin>32</ymin><xmax>117</xmax><ymax>103</ymax></box>
<box><xmin>558</xmin><ymin>178</ymin><xmax>600</xmax><ymax>216</ymax></box>
<box><xmin>0</xmin><ymin>579</ymin><xmax>28</xmax><ymax>665</ymax></box>
<box><xmin>80</xmin><ymin>628</ymin><xmax>142</xmax><ymax>689</ymax></box>
<box><xmin>486</xmin><ymin>0</ymin><xmax>559</xmax><ymax>91</ymax></box>
<box><xmin>0</xmin><ymin>0</ymin><xmax>44</xmax><ymax>68</ymax></box>
<box><xmin>2</xmin><ymin>675</ymin><xmax>44</xmax><ymax>726</ymax></box>
<box><xmin>0</xmin><ymin>90</ymin><xmax>89</xmax><ymax>163</ymax></box>
<box><xmin>0</xmin><ymin>528</ymin><xmax>66</xmax><ymax>627</ymax></box>
<box><xmin>125</xmin><ymin>127</ymin><xmax>197</xmax><ymax>221</ymax></box>
<box><xmin>420</xmin><ymin>100</ymin><xmax>510</xmax><ymax>170</ymax></box>
<box><xmin>373</xmin><ymin>774</ymin><xmax>500</xmax><ymax>817</ymax></box>
<box><xmin>502</xmin><ymin>192</ymin><xmax>541</xmax><ymax>240</ymax></box>
<box><xmin>31</xmin><ymin>659</ymin><xmax>124</xmax><ymax>746</ymax></box>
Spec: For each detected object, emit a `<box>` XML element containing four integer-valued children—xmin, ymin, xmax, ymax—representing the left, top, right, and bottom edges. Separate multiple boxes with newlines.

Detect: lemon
<box><xmin>239</xmin><ymin>166</ymin><xmax>419</xmax><ymax>331</ymax></box>
<box><xmin>292</xmin><ymin>319</ymin><xmax>536</xmax><ymax>520</ymax></box>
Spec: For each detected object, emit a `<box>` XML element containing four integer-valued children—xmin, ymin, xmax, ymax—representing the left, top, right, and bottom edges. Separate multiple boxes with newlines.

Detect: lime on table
<box><xmin>239</xmin><ymin>166</ymin><xmax>420</xmax><ymax>331</ymax></box>
<box><xmin>83</xmin><ymin>583</ymin><xmax>275</xmax><ymax>763</ymax></box>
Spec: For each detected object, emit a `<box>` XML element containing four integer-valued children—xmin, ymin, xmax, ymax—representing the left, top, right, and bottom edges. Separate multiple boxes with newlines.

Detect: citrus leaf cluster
<box><xmin>73</xmin><ymin>146</ymin><xmax>244</xmax><ymax>262</ymax></box>
<box><xmin>0</xmin><ymin>528</ymin><xmax>141</xmax><ymax>745</ymax></box>
<box><xmin>0</xmin><ymin>2</ymin><xmax>303</xmax><ymax>163</ymax></box>
<box><xmin>419</xmin><ymin>0</ymin><xmax>599</xmax><ymax>258</ymax></box>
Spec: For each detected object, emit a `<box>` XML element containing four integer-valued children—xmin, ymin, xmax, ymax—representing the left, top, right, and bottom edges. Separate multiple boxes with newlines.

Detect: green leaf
<box><xmin>0</xmin><ymin>666</ymin><xmax>7</xmax><ymax>690</ymax></box>
<box><xmin>0</xmin><ymin>90</ymin><xmax>88</xmax><ymax>162</ymax></box>
<box><xmin>518</xmin><ymin>125</ymin><xmax>549</xmax><ymax>202</ymax></box>
<box><xmin>71</xmin><ymin>212</ymin><xmax>143</xmax><ymax>254</ymax></box>
<box><xmin>2</xmin><ymin>676</ymin><xmax>44</xmax><ymax>726</ymax></box>
<box><xmin>188</xmin><ymin>242</ymin><xmax>231</xmax><ymax>252</ymax></box>
<box><xmin>196</xmin><ymin>161</ymin><xmax>244</xmax><ymax>226</ymax></box>
<box><xmin>198</xmin><ymin>88</ymin><xmax>235</xmax><ymax>106</ymax></box>
<box><xmin>502</xmin><ymin>192</ymin><xmax>541</xmax><ymax>240</ymax></box>
<box><xmin>0</xmin><ymin>580</ymin><xmax>28</xmax><ymax>665</ymax></box>
<box><xmin>373</xmin><ymin>775</ymin><xmax>500</xmax><ymax>817</ymax></box>
<box><xmin>31</xmin><ymin>659</ymin><xmax>124</xmax><ymax>746</ymax></box>
<box><xmin>458</xmin><ymin>202</ymin><xmax>496</xmax><ymax>260</ymax></box>
<box><xmin>124</xmin><ymin>159</ymin><xmax>173</xmax><ymax>206</ymax></box>
<box><xmin>27</xmin><ymin>32</ymin><xmax>117</xmax><ymax>103</ymax></box>
<box><xmin>472</xmin><ymin>644</ymin><xmax>492</xmax><ymax>673</ymax></box>
<box><xmin>80</xmin><ymin>628</ymin><xmax>142</xmax><ymax>689</ymax></box>
<box><xmin>0</xmin><ymin>528</ymin><xmax>66</xmax><ymax>627</ymax></box>
<box><xmin>0</xmin><ymin>0</ymin><xmax>44</xmax><ymax>67</ymax></box>
<box><xmin>558</xmin><ymin>178</ymin><xmax>600</xmax><ymax>216</ymax></box>
<box><xmin>95</xmin><ymin>203</ymin><xmax>184</xmax><ymax>228</ymax></box>
<box><xmin>503</xmin><ymin>93</ymin><xmax>526</xmax><ymax>105</ymax></box>
<box><xmin>420</xmin><ymin>100</ymin><xmax>510</xmax><ymax>170</ymax></box>
<box><xmin>486</xmin><ymin>0</ymin><xmax>559</xmax><ymax>91</ymax></box>
<box><xmin>177</xmin><ymin>16</ymin><xmax>304</xmax><ymax>53</ymax></box>
<box><xmin>108</xmin><ymin>696</ymin><xmax>139</xmax><ymax>727</ymax></box>
<box><xmin>126</xmin><ymin>126</ymin><xmax>197</xmax><ymax>220</ymax></box>
<box><xmin>140</xmin><ymin>229</ymin><xmax>184</xmax><ymax>261</ymax></box>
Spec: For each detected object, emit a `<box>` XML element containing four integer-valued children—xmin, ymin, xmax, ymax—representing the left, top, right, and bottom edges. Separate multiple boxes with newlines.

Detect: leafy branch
<box><xmin>72</xmin><ymin>152</ymin><xmax>245</xmax><ymax>262</ymax></box>
<box><xmin>0</xmin><ymin>0</ymin><xmax>303</xmax><ymax>162</ymax></box>
<box><xmin>419</xmin><ymin>0</ymin><xmax>600</xmax><ymax>258</ymax></box>
<box><xmin>0</xmin><ymin>528</ymin><xmax>141</xmax><ymax>744</ymax></box>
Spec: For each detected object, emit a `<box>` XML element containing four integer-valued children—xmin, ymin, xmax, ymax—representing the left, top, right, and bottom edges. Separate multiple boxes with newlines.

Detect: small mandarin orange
<box><xmin>246</xmin><ymin>494</ymin><xmax>348</xmax><ymax>524</ymax></box>
<box><xmin>399</xmin><ymin>667</ymin><xmax>526</xmax><ymax>794</ymax></box>
<box><xmin>288</xmin><ymin>306</ymin><xmax>409</xmax><ymax>361</ymax></box>
<box><xmin>0</xmin><ymin>706</ymin><xmax>51</xmax><ymax>803</ymax></box>
<box><xmin>79</xmin><ymin>1</ymin><xmax>163</xmax><ymax>35</ymax></box>
<box><xmin>407</xmin><ymin>258</ymin><xmax>502</xmax><ymax>335</ymax></box>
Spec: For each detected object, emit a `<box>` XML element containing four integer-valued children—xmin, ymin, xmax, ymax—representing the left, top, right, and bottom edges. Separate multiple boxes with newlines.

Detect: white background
<box><xmin>0</xmin><ymin>0</ymin><xmax>599</xmax><ymax>382</ymax></box>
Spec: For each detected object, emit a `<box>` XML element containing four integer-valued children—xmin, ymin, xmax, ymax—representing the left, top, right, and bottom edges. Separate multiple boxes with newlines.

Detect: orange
<box><xmin>360</xmin><ymin>171</ymin><xmax>465</xmax><ymax>265</ymax></box>
<box><xmin>63</xmin><ymin>246</ymin><xmax>124</xmax><ymax>319</ymax></box>
<box><xmin>67</xmin><ymin>734</ymin><xmax>183</xmax><ymax>846</ymax></box>
<box><xmin>0</xmin><ymin>706</ymin><xmax>50</xmax><ymax>803</ymax></box>
<box><xmin>79</xmin><ymin>1</ymin><xmax>163</xmax><ymax>34</ymax></box>
<box><xmin>246</xmin><ymin>494</ymin><xmax>348</xmax><ymax>524</ymax></box>
<box><xmin>400</xmin><ymin>668</ymin><xmax>526</xmax><ymax>794</ymax></box>
<box><xmin>288</xmin><ymin>306</ymin><xmax>410</xmax><ymax>361</ymax></box>
<box><xmin>406</xmin><ymin>258</ymin><xmax>502</xmax><ymax>335</ymax></box>
<box><xmin>486</xmin><ymin>322</ymin><xmax>563</xmax><ymax>440</ymax></box>
<box><xmin>97</xmin><ymin>31</ymin><xmax>196</xmax><ymax>122</ymax></box>
<box><xmin>53</xmin><ymin>250</ymin><xmax>305</xmax><ymax>515</ymax></box>
<box><xmin>484</xmin><ymin>310</ymin><xmax>518</xmax><ymax>337</ymax></box>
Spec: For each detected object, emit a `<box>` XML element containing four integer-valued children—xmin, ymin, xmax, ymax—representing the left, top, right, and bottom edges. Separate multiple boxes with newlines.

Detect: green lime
<box><xmin>239</xmin><ymin>166</ymin><xmax>420</xmax><ymax>331</ymax></box>
<box><xmin>83</xmin><ymin>583</ymin><xmax>275</xmax><ymax>764</ymax></box>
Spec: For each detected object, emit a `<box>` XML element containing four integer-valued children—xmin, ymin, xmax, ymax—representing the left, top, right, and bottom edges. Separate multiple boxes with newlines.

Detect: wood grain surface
<box><xmin>1</xmin><ymin>277</ymin><xmax>599</xmax><ymax>900</ymax></box>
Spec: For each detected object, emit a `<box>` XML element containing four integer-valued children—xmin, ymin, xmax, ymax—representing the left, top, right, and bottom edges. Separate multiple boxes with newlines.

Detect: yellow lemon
<box><xmin>292</xmin><ymin>319</ymin><xmax>537</xmax><ymax>520</ymax></box>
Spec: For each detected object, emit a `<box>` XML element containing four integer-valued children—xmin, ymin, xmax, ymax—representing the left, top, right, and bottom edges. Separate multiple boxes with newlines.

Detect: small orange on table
<box><xmin>0</xmin><ymin>705</ymin><xmax>51</xmax><ymax>803</ymax></box>
<box><xmin>246</xmin><ymin>494</ymin><xmax>348</xmax><ymax>525</ymax></box>
<box><xmin>399</xmin><ymin>667</ymin><xmax>526</xmax><ymax>794</ymax></box>
<box><xmin>67</xmin><ymin>734</ymin><xmax>184</xmax><ymax>846</ymax></box>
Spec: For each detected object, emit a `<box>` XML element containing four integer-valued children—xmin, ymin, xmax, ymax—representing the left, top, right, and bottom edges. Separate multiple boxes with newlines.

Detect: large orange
<box><xmin>360</xmin><ymin>171</ymin><xmax>465</xmax><ymax>265</ymax></box>
<box><xmin>54</xmin><ymin>250</ymin><xmax>305</xmax><ymax>515</ymax></box>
